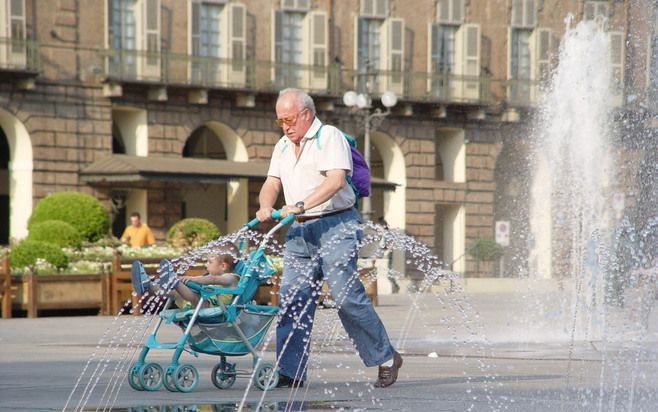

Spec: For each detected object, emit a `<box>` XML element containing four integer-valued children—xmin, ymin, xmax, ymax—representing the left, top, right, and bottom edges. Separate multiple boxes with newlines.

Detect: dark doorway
<box><xmin>0</xmin><ymin>127</ymin><xmax>9</xmax><ymax>244</ymax></box>
<box><xmin>112</xmin><ymin>122</ymin><xmax>126</xmax><ymax>154</ymax></box>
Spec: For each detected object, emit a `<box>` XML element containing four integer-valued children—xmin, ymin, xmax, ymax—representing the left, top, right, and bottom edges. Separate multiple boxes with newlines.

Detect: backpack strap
<box><xmin>314</xmin><ymin>124</ymin><xmax>325</xmax><ymax>150</ymax></box>
<box><xmin>315</xmin><ymin>124</ymin><xmax>358</xmax><ymax>149</ymax></box>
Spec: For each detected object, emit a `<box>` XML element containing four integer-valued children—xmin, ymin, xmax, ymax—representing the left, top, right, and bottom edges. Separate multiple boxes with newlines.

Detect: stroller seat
<box><xmin>160</xmin><ymin>306</ymin><xmax>226</xmax><ymax>324</ymax></box>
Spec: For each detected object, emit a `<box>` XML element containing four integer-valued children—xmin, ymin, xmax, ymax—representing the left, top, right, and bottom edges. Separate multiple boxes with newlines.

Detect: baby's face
<box><xmin>206</xmin><ymin>255</ymin><xmax>225</xmax><ymax>275</ymax></box>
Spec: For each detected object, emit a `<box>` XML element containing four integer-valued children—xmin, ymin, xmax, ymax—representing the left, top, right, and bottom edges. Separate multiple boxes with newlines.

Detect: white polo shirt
<box><xmin>267</xmin><ymin>117</ymin><xmax>356</xmax><ymax>216</ymax></box>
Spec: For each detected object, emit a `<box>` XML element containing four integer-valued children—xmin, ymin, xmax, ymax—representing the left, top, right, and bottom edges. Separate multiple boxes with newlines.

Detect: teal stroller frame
<box><xmin>127</xmin><ymin>210</ymin><xmax>294</xmax><ymax>392</ymax></box>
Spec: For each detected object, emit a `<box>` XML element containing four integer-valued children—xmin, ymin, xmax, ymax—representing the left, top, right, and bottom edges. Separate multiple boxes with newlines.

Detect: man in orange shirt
<box><xmin>120</xmin><ymin>212</ymin><xmax>155</xmax><ymax>248</ymax></box>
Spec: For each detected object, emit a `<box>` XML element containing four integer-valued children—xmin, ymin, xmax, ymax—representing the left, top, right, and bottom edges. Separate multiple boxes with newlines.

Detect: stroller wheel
<box><xmin>172</xmin><ymin>364</ymin><xmax>199</xmax><ymax>393</ymax></box>
<box><xmin>254</xmin><ymin>362</ymin><xmax>279</xmax><ymax>391</ymax></box>
<box><xmin>211</xmin><ymin>362</ymin><xmax>236</xmax><ymax>389</ymax></box>
<box><xmin>128</xmin><ymin>363</ymin><xmax>144</xmax><ymax>391</ymax></box>
<box><xmin>163</xmin><ymin>365</ymin><xmax>178</xmax><ymax>392</ymax></box>
<box><xmin>138</xmin><ymin>362</ymin><xmax>164</xmax><ymax>391</ymax></box>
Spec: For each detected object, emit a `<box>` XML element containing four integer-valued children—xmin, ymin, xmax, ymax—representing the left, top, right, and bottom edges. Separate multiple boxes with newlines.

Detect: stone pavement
<box><xmin>1</xmin><ymin>292</ymin><xmax>658</xmax><ymax>412</ymax></box>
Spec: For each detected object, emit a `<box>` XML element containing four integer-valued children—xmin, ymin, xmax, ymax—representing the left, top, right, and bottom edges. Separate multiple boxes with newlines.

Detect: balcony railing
<box><xmin>101</xmin><ymin>48</ymin><xmax>529</xmax><ymax>108</ymax></box>
<box><xmin>0</xmin><ymin>37</ymin><xmax>40</xmax><ymax>73</ymax></box>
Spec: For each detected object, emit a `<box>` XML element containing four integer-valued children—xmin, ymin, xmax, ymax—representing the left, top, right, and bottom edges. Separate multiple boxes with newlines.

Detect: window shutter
<box><xmin>361</xmin><ymin>0</ymin><xmax>387</xmax><ymax>18</ymax></box>
<box><xmin>437</xmin><ymin>0</ymin><xmax>450</xmax><ymax>23</ymax></box>
<box><xmin>380</xmin><ymin>17</ymin><xmax>404</xmax><ymax>94</ymax></box>
<box><xmin>454</xmin><ymin>23</ymin><xmax>480</xmax><ymax>100</ymax></box>
<box><xmin>528</xmin><ymin>27</ymin><xmax>551</xmax><ymax>103</ymax></box>
<box><xmin>361</xmin><ymin>0</ymin><xmax>374</xmax><ymax>16</ymax></box>
<box><xmin>451</xmin><ymin>0</ymin><xmax>463</xmax><ymax>24</ymax></box>
<box><xmin>532</xmin><ymin>28</ymin><xmax>551</xmax><ymax>83</ymax></box>
<box><xmin>191</xmin><ymin>2</ymin><xmax>200</xmax><ymax>55</ymax></box>
<box><xmin>223</xmin><ymin>2</ymin><xmax>246</xmax><ymax>84</ymax></box>
<box><xmin>584</xmin><ymin>2</ymin><xmax>596</xmax><ymax>20</ymax></box>
<box><xmin>374</xmin><ymin>0</ymin><xmax>388</xmax><ymax>17</ymax></box>
<box><xmin>512</xmin><ymin>0</ymin><xmax>535</xmax><ymax>28</ymax></box>
<box><xmin>273</xmin><ymin>10</ymin><xmax>283</xmax><ymax>61</ymax></box>
<box><xmin>438</xmin><ymin>0</ymin><xmax>463</xmax><ymax>24</ymax></box>
<box><xmin>303</xmin><ymin>10</ymin><xmax>327</xmax><ymax>89</ymax></box>
<box><xmin>525</xmin><ymin>0</ymin><xmax>536</xmax><ymax>28</ymax></box>
<box><xmin>584</xmin><ymin>1</ymin><xmax>610</xmax><ymax>21</ymax></box>
<box><xmin>9</xmin><ymin>0</ymin><xmax>25</xmax><ymax>40</ymax></box>
<box><xmin>7</xmin><ymin>0</ymin><xmax>26</xmax><ymax>63</ymax></box>
<box><xmin>511</xmin><ymin>0</ymin><xmax>524</xmax><ymax>27</ymax></box>
<box><xmin>356</xmin><ymin>16</ymin><xmax>367</xmax><ymax>71</ymax></box>
<box><xmin>429</xmin><ymin>22</ymin><xmax>441</xmax><ymax>73</ymax></box>
<box><xmin>136</xmin><ymin>0</ymin><xmax>160</xmax><ymax>79</ymax></box>
<box><xmin>609</xmin><ymin>30</ymin><xmax>624</xmax><ymax>102</ymax></box>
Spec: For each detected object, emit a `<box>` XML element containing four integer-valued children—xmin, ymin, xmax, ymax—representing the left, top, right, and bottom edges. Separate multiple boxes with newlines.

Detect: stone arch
<box><xmin>182</xmin><ymin>121</ymin><xmax>248</xmax><ymax>234</ymax></box>
<box><xmin>370</xmin><ymin>131</ymin><xmax>406</xmax><ymax>231</ymax></box>
<box><xmin>494</xmin><ymin>139</ymin><xmax>532</xmax><ymax>277</ymax></box>
<box><xmin>0</xmin><ymin>108</ymin><xmax>33</xmax><ymax>241</ymax></box>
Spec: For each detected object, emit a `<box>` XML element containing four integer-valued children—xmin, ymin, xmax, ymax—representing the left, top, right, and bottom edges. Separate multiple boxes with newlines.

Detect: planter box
<box><xmin>11</xmin><ymin>273</ymin><xmax>105</xmax><ymax>318</ymax></box>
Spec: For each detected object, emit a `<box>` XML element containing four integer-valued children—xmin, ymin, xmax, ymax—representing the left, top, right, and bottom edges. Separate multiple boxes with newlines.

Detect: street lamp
<box><xmin>343</xmin><ymin>85</ymin><xmax>397</xmax><ymax>222</ymax></box>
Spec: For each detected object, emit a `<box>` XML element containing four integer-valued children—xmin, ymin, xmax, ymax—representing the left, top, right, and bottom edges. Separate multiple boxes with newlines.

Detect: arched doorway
<box><xmin>182</xmin><ymin>122</ymin><xmax>248</xmax><ymax>234</ymax></box>
<box><xmin>0</xmin><ymin>109</ymin><xmax>33</xmax><ymax>241</ymax></box>
<box><xmin>356</xmin><ymin>131</ymin><xmax>406</xmax><ymax>230</ymax></box>
<box><xmin>434</xmin><ymin>128</ymin><xmax>466</xmax><ymax>273</ymax></box>
<box><xmin>494</xmin><ymin>140</ymin><xmax>532</xmax><ymax>277</ymax></box>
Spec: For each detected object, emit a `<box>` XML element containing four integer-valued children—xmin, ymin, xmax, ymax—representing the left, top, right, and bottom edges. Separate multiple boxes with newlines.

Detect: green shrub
<box><xmin>9</xmin><ymin>240</ymin><xmax>69</xmax><ymax>271</ymax></box>
<box><xmin>166</xmin><ymin>218</ymin><xmax>220</xmax><ymax>249</ymax></box>
<box><xmin>27</xmin><ymin>220</ymin><xmax>83</xmax><ymax>248</ymax></box>
<box><xmin>467</xmin><ymin>237</ymin><xmax>505</xmax><ymax>261</ymax></box>
<box><xmin>28</xmin><ymin>192</ymin><xmax>110</xmax><ymax>242</ymax></box>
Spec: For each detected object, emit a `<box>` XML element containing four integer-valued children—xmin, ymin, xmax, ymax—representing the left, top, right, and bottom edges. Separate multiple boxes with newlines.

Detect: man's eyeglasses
<box><xmin>275</xmin><ymin>108</ymin><xmax>307</xmax><ymax>127</ymax></box>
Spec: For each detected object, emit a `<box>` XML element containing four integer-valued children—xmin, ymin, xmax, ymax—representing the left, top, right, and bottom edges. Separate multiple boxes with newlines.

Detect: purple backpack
<box><xmin>316</xmin><ymin>125</ymin><xmax>370</xmax><ymax>198</ymax></box>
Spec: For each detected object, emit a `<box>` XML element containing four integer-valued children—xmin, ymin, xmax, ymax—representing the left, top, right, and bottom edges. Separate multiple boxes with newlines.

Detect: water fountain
<box><xmin>59</xmin><ymin>11</ymin><xmax>658</xmax><ymax>412</ymax></box>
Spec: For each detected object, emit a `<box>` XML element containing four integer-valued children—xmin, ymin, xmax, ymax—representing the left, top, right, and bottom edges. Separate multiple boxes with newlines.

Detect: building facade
<box><xmin>0</xmin><ymin>0</ymin><xmax>655</xmax><ymax>277</ymax></box>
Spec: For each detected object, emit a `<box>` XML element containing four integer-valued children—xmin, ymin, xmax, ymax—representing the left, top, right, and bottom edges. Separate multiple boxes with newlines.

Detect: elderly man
<box><xmin>257</xmin><ymin>88</ymin><xmax>402</xmax><ymax>389</ymax></box>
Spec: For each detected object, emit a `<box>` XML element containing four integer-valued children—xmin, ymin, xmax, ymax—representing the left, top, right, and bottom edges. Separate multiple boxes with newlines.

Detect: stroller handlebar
<box><xmin>246</xmin><ymin>208</ymin><xmax>296</xmax><ymax>229</ymax></box>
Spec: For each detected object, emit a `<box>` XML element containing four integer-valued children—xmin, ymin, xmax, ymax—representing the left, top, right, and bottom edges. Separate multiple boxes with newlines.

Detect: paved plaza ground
<box><xmin>1</xmin><ymin>291</ymin><xmax>658</xmax><ymax>411</ymax></box>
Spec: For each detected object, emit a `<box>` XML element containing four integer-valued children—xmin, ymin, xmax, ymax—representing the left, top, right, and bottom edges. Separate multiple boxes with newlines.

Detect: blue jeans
<box><xmin>276</xmin><ymin>208</ymin><xmax>395</xmax><ymax>381</ymax></box>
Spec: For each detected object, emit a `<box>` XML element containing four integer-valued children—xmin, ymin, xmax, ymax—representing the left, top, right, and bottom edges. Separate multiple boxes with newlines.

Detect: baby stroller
<box><xmin>127</xmin><ymin>211</ymin><xmax>294</xmax><ymax>393</ymax></box>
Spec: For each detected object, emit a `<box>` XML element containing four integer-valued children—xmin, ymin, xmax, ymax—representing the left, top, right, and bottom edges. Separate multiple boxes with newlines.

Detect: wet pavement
<box><xmin>1</xmin><ymin>293</ymin><xmax>658</xmax><ymax>411</ymax></box>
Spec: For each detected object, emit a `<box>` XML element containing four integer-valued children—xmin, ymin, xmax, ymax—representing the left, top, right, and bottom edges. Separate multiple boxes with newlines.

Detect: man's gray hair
<box><xmin>278</xmin><ymin>88</ymin><xmax>316</xmax><ymax>116</ymax></box>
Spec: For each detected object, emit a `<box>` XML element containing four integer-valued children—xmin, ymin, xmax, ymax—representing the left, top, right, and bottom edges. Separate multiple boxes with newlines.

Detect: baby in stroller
<box><xmin>126</xmin><ymin>212</ymin><xmax>293</xmax><ymax>393</ymax></box>
<box><xmin>131</xmin><ymin>243</ymin><xmax>241</xmax><ymax>310</ymax></box>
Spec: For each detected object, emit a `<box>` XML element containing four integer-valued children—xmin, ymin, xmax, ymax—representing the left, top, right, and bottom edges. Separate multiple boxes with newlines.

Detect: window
<box><xmin>429</xmin><ymin>0</ymin><xmax>480</xmax><ymax>101</ymax></box>
<box><xmin>428</xmin><ymin>0</ymin><xmax>480</xmax><ymax>100</ymax></box>
<box><xmin>274</xmin><ymin>10</ymin><xmax>304</xmax><ymax>86</ymax></box>
<box><xmin>509</xmin><ymin>28</ymin><xmax>532</xmax><ymax>103</ymax></box>
<box><xmin>107</xmin><ymin>0</ymin><xmax>160</xmax><ymax>80</ymax></box>
<box><xmin>609</xmin><ymin>31</ymin><xmax>624</xmax><ymax>106</ymax></box>
<box><xmin>355</xmin><ymin>1</ymin><xmax>404</xmax><ymax>95</ymax></box>
<box><xmin>649</xmin><ymin>15</ymin><xmax>658</xmax><ymax>107</ymax></box>
<box><xmin>437</xmin><ymin>0</ymin><xmax>463</xmax><ymax>25</ymax></box>
<box><xmin>191</xmin><ymin>1</ymin><xmax>222</xmax><ymax>83</ymax></box>
<box><xmin>272</xmin><ymin>6</ymin><xmax>327</xmax><ymax>90</ymax></box>
<box><xmin>511</xmin><ymin>0</ymin><xmax>536</xmax><ymax>29</ymax></box>
<box><xmin>189</xmin><ymin>1</ymin><xmax>245</xmax><ymax>86</ymax></box>
<box><xmin>508</xmin><ymin>26</ymin><xmax>551</xmax><ymax>106</ymax></box>
<box><xmin>584</xmin><ymin>1</ymin><xmax>610</xmax><ymax>21</ymax></box>
<box><xmin>360</xmin><ymin>0</ymin><xmax>388</xmax><ymax>18</ymax></box>
<box><xmin>0</xmin><ymin>0</ymin><xmax>26</xmax><ymax>67</ymax></box>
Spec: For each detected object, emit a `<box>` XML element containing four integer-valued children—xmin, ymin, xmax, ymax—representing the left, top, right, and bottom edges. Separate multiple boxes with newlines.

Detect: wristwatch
<box><xmin>295</xmin><ymin>201</ymin><xmax>305</xmax><ymax>214</ymax></box>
